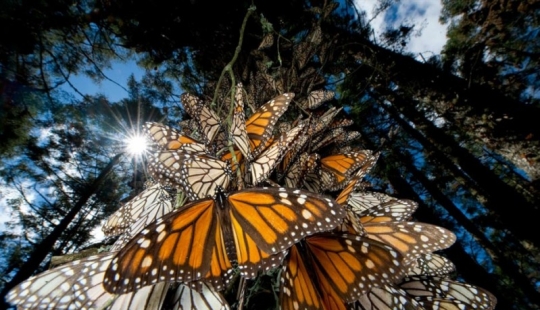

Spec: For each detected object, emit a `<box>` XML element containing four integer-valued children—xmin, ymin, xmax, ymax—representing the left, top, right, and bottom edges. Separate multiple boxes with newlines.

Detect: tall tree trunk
<box><xmin>0</xmin><ymin>153</ymin><xmax>123</xmax><ymax>304</ymax></box>
<box><xmin>376</xmin><ymin>93</ymin><xmax>540</xmax><ymax>249</ymax></box>
<box><xmin>395</xmin><ymin>147</ymin><xmax>540</xmax><ymax>304</ymax></box>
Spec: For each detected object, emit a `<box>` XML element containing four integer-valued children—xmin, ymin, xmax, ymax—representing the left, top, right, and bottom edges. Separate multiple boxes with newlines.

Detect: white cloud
<box><xmin>355</xmin><ymin>0</ymin><xmax>448</xmax><ymax>59</ymax></box>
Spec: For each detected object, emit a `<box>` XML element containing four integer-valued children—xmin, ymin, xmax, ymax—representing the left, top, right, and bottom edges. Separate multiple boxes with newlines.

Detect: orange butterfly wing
<box><xmin>103</xmin><ymin>199</ymin><xmax>232</xmax><ymax>294</ymax></box>
<box><xmin>280</xmin><ymin>245</ymin><xmax>325</xmax><ymax>310</ymax></box>
<box><xmin>280</xmin><ymin>234</ymin><xmax>405</xmax><ymax>309</ymax></box>
<box><xmin>228</xmin><ymin>188</ymin><xmax>345</xmax><ymax>255</ymax></box>
<box><xmin>362</xmin><ymin>222</ymin><xmax>456</xmax><ymax>264</ymax></box>
<box><xmin>321</xmin><ymin>151</ymin><xmax>374</xmax><ymax>191</ymax></box>
<box><xmin>245</xmin><ymin>93</ymin><xmax>293</xmax><ymax>157</ymax></box>
<box><xmin>104</xmin><ymin>188</ymin><xmax>345</xmax><ymax>295</ymax></box>
<box><xmin>144</xmin><ymin>122</ymin><xmax>206</xmax><ymax>153</ymax></box>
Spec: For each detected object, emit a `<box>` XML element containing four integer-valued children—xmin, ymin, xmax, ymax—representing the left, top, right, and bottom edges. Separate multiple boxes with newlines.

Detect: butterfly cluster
<box><xmin>7</xmin><ymin>84</ymin><xmax>496</xmax><ymax>309</ymax></box>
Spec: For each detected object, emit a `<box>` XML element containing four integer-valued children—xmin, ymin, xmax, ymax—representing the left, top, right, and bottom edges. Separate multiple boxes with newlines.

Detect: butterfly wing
<box><xmin>355</xmin><ymin>199</ymin><xmax>418</xmax><ymax>223</ymax></box>
<box><xmin>231</xmin><ymin>83</ymin><xmax>252</xmax><ymax>161</ymax></box>
<box><xmin>109</xmin><ymin>282</ymin><xmax>170</xmax><ymax>310</ymax></box>
<box><xmin>245</xmin><ymin>93</ymin><xmax>293</xmax><ymax>158</ymax></box>
<box><xmin>353</xmin><ymin>285</ymin><xmax>422</xmax><ymax>310</ymax></box>
<box><xmin>181</xmin><ymin>93</ymin><xmax>222</xmax><ymax>145</ymax></box>
<box><xmin>103</xmin><ymin>199</ymin><xmax>232</xmax><ymax>294</ymax></box>
<box><xmin>228</xmin><ymin>187</ymin><xmax>345</xmax><ymax>256</ymax></box>
<box><xmin>169</xmin><ymin>282</ymin><xmax>230</xmax><ymax>310</ymax></box>
<box><xmin>144</xmin><ymin>122</ymin><xmax>207</xmax><ymax>153</ymax></box>
<box><xmin>406</xmin><ymin>254</ymin><xmax>456</xmax><ymax>277</ymax></box>
<box><xmin>249</xmin><ymin>123</ymin><xmax>305</xmax><ymax>185</ymax></box>
<box><xmin>320</xmin><ymin>151</ymin><xmax>374</xmax><ymax>191</ymax></box>
<box><xmin>305</xmin><ymin>234</ymin><xmax>405</xmax><ymax>304</ymax></box>
<box><xmin>103</xmin><ymin>183</ymin><xmax>173</xmax><ymax>236</ymax></box>
<box><xmin>150</xmin><ymin>150</ymin><xmax>231</xmax><ymax>200</ymax></box>
<box><xmin>280</xmin><ymin>245</ymin><xmax>325</xmax><ymax>310</ymax></box>
<box><xmin>400</xmin><ymin>276</ymin><xmax>497</xmax><ymax>310</ymax></box>
<box><xmin>7</xmin><ymin>253</ymin><xmax>115</xmax><ymax>309</ymax></box>
<box><xmin>362</xmin><ymin>222</ymin><xmax>456</xmax><ymax>264</ymax></box>
<box><xmin>301</xmin><ymin>90</ymin><xmax>335</xmax><ymax>110</ymax></box>
<box><xmin>335</xmin><ymin>156</ymin><xmax>380</xmax><ymax>206</ymax></box>
<box><xmin>6</xmin><ymin>253</ymin><xmax>169</xmax><ymax>310</ymax></box>
<box><xmin>347</xmin><ymin>192</ymin><xmax>399</xmax><ymax>214</ymax></box>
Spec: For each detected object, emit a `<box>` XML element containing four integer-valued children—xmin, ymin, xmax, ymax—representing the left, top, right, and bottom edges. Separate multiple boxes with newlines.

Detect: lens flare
<box><xmin>126</xmin><ymin>135</ymin><xmax>148</xmax><ymax>155</ymax></box>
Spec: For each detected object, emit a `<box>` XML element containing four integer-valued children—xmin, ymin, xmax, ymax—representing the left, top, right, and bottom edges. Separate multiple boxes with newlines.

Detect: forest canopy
<box><xmin>1</xmin><ymin>0</ymin><xmax>539</xmax><ymax>309</ymax></box>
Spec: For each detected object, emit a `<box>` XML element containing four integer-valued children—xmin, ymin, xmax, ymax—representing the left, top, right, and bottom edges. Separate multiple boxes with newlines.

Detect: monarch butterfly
<box><xmin>400</xmin><ymin>276</ymin><xmax>497</xmax><ymax>310</ymax></box>
<box><xmin>323</xmin><ymin>1</ymin><xmax>339</xmax><ymax>18</ymax></box>
<box><xmin>249</xmin><ymin>123</ymin><xmax>306</xmax><ymax>185</ymax></box>
<box><xmin>301</xmin><ymin>90</ymin><xmax>335</xmax><ymax>110</ymax></box>
<box><xmin>245</xmin><ymin>93</ymin><xmax>293</xmax><ymax>158</ymax></box>
<box><xmin>362</xmin><ymin>221</ymin><xmax>456</xmax><ymax>265</ymax></box>
<box><xmin>335</xmin><ymin>155</ymin><xmax>380</xmax><ymax>205</ymax></box>
<box><xmin>347</xmin><ymin>191</ymin><xmax>401</xmax><ymax>214</ymax></box>
<box><xmin>103</xmin><ymin>187</ymin><xmax>345</xmax><ymax>294</ymax></box>
<box><xmin>353</xmin><ymin>285</ymin><xmax>422</xmax><ymax>310</ymax></box>
<box><xmin>302</xmin><ymin>160</ymin><xmax>323</xmax><ymax>193</ymax></box>
<box><xmin>338</xmin><ymin>191</ymin><xmax>457</xmax><ymax>274</ymax></box>
<box><xmin>231</xmin><ymin>83</ymin><xmax>251</xmax><ymax>161</ymax></box>
<box><xmin>329</xmin><ymin>118</ymin><xmax>354</xmax><ymax>130</ymax></box>
<box><xmin>224</xmin><ymin>123</ymin><xmax>303</xmax><ymax>186</ymax></box>
<box><xmin>309</xmin><ymin>107</ymin><xmax>342</xmax><ymax>137</ymax></box>
<box><xmin>311</xmin><ymin>127</ymin><xmax>344</xmax><ymax>151</ymax></box>
<box><xmin>307</xmin><ymin>25</ymin><xmax>323</xmax><ymax>45</ymax></box>
<box><xmin>149</xmin><ymin>150</ymin><xmax>231</xmax><ymax>200</ymax></box>
<box><xmin>169</xmin><ymin>282</ymin><xmax>230</xmax><ymax>310</ymax></box>
<box><xmin>102</xmin><ymin>183</ymin><xmax>173</xmax><ymax>237</ymax></box>
<box><xmin>320</xmin><ymin>151</ymin><xmax>375</xmax><ymax>191</ymax></box>
<box><xmin>284</xmin><ymin>152</ymin><xmax>311</xmax><ymax>188</ymax></box>
<box><xmin>257</xmin><ymin>33</ymin><xmax>274</xmax><ymax>50</ymax></box>
<box><xmin>279</xmin><ymin>233</ymin><xmax>405</xmax><ymax>310</ymax></box>
<box><xmin>406</xmin><ymin>254</ymin><xmax>456</xmax><ymax>277</ymax></box>
<box><xmin>181</xmin><ymin>93</ymin><xmax>222</xmax><ymax>146</ymax></box>
<box><xmin>277</xmin><ymin>118</ymin><xmax>311</xmax><ymax>179</ymax></box>
<box><xmin>5</xmin><ymin>252</ymin><xmax>170</xmax><ymax>310</ymax></box>
<box><xmin>353</xmin><ymin>199</ymin><xmax>418</xmax><ymax>223</ymax></box>
<box><xmin>335</xmin><ymin>131</ymin><xmax>362</xmax><ymax>147</ymax></box>
<box><xmin>178</xmin><ymin>119</ymin><xmax>201</xmax><ymax>139</ymax></box>
<box><xmin>293</xmin><ymin>41</ymin><xmax>312</xmax><ymax>70</ymax></box>
<box><xmin>143</xmin><ymin>122</ymin><xmax>206</xmax><ymax>153</ymax></box>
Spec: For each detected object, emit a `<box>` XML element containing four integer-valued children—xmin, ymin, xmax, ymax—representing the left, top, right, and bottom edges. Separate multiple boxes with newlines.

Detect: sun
<box><xmin>126</xmin><ymin>134</ymin><xmax>148</xmax><ymax>156</ymax></box>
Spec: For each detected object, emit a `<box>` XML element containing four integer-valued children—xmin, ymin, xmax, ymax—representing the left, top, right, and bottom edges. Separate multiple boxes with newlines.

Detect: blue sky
<box><xmin>359</xmin><ymin>0</ymin><xmax>448</xmax><ymax>59</ymax></box>
<box><xmin>60</xmin><ymin>60</ymin><xmax>146</xmax><ymax>103</ymax></box>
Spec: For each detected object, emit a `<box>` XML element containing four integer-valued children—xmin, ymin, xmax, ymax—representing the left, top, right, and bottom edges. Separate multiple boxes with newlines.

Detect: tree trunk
<box><xmin>396</xmin><ymin>148</ymin><xmax>540</xmax><ymax>305</ymax></box>
<box><xmin>377</xmin><ymin>93</ymin><xmax>540</xmax><ymax>249</ymax></box>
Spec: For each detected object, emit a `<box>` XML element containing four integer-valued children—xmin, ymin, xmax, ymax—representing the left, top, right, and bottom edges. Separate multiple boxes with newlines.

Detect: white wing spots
<box><xmin>301</xmin><ymin>209</ymin><xmax>312</xmax><ymax>220</ymax></box>
<box><xmin>142</xmin><ymin>256</ymin><xmax>153</xmax><ymax>268</ymax></box>
<box><xmin>157</xmin><ymin>230</ymin><xmax>167</xmax><ymax>242</ymax></box>
<box><xmin>156</xmin><ymin>223</ymin><xmax>166</xmax><ymax>233</ymax></box>
<box><xmin>140</xmin><ymin>239</ymin><xmax>151</xmax><ymax>248</ymax></box>
<box><xmin>281</xmin><ymin>198</ymin><xmax>292</xmax><ymax>206</ymax></box>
